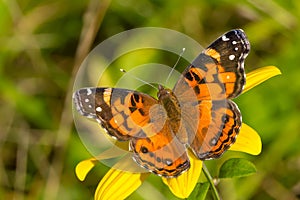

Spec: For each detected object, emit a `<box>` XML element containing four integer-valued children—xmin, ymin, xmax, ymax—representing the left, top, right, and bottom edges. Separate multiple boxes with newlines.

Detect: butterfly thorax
<box><xmin>157</xmin><ymin>85</ymin><xmax>181</xmax><ymax>134</ymax></box>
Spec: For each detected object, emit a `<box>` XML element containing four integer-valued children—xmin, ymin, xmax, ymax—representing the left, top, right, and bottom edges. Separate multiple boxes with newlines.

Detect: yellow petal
<box><xmin>75</xmin><ymin>145</ymin><xmax>130</xmax><ymax>181</ymax></box>
<box><xmin>75</xmin><ymin>158</ymin><xmax>98</xmax><ymax>181</ymax></box>
<box><xmin>229</xmin><ymin>123</ymin><xmax>262</xmax><ymax>155</ymax></box>
<box><xmin>95</xmin><ymin>168</ymin><xmax>150</xmax><ymax>200</ymax></box>
<box><xmin>162</xmin><ymin>151</ymin><xmax>202</xmax><ymax>198</ymax></box>
<box><xmin>243</xmin><ymin>66</ymin><xmax>281</xmax><ymax>93</ymax></box>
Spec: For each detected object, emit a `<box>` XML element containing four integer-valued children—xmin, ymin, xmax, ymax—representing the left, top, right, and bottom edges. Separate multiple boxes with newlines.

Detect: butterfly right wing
<box><xmin>173</xmin><ymin>29</ymin><xmax>249</xmax><ymax>160</ymax></box>
<box><xmin>189</xmin><ymin>100</ymin><xmax>242</xmax><ymax>159</ymax></box>
<box><xmin>73</xmin><ymin>87</ymin><xmax>157</xmax><ymax>140</ymax></box>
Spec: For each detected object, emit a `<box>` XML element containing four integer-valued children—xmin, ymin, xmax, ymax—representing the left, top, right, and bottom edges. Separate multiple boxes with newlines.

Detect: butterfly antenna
<box><xmin>120</xmin><ymin>69</ymin><xmax>158</xmax><ymax>90</ymax></box>
<box><xmin>165</xmin><ymin>47</ymin><xmax>186</xmax><ymax>85</ymax></box>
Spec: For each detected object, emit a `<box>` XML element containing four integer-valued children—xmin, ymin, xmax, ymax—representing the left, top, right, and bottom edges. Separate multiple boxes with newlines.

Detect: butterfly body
<box><xmin>157</xmin><ymin>85</ymin><xmax>182</xmax><ymax>134</ymax></box>
<box><xmin>73</xmin><ymin>29</ymin><xmax>250</xmax><ymax>177</ymax></box>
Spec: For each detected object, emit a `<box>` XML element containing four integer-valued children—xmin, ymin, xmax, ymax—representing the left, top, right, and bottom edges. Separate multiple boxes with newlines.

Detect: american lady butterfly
<box><xmin>73</xmin><ymin>29</ymin><xmax>250</xmax><ymax>177</ymax></box>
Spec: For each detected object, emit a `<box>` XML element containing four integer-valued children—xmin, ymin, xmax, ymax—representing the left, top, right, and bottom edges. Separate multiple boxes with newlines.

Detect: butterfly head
<box><xmin>157</xmin><ymin>84</ymin><xmax>177</xmax><ymax>104</ymax></box>
<box><xmin>157</xmin><ymin>84</ymin><xmax>181</xmax><ymax>124</ymax></box>
<box><xmin>157</xmin><ymin>84</ymin><xmax>170</xmax><ymax>97</ymax></box>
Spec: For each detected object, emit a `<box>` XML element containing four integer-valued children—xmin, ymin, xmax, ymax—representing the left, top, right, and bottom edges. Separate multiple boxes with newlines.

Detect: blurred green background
<box><xmin>1</xmin><ymin>0</ymin><xmax>300</xmax><ymax>199</ymax></box>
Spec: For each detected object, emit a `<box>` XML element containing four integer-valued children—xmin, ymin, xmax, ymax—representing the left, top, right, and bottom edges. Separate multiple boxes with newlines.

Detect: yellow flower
<box><xmin>75</xmin><ymin>66</ymin><xmax>281</xmax><ymax>200</ymax></box>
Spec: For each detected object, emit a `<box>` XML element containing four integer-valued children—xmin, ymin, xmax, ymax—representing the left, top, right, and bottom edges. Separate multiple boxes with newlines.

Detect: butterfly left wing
<box><xmin>73</xmin><ymin>87</ymin><xmax>190</xmax><ymax>177</ymax></box>
<box><xmin>173</xmin><ymin>29</ymin><xmax>249</xmax><ymax>160</ymax></box>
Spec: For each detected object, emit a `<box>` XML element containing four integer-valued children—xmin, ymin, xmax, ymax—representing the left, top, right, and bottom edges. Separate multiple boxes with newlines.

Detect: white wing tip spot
<box><xmin>96</xmin><ymin>107</ymin><xmax>102</xmax><ymax>112</ymax></box>
<box><xmin>222</xmin><ymin>35</ymin><xmax>230</xmax><ymax>41</ymax></box>
<box><xmin>85</xmin><ymin>98</ymin><xmax>89</xmax><ymax>103</ymax></box>
<box><xmin>87</xmin><ymin>88</ymin><xmax>92</xmax><ymax>95</ymax></box>
<box><xmin>234</xmin><ymin>47</ymin><xmax>238</xmax><ymax>51</ymax></box>
<box><xmin>232</xmin><ymin>40</ymin><xmax>237</xmax><ymax>45</ymax></box>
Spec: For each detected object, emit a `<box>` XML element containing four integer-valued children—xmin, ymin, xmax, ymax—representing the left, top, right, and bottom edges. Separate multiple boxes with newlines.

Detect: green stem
<box><xmin>202</xmin><ymin>163</ymin><xmax>220</xmax><ymax>200</ymax></box>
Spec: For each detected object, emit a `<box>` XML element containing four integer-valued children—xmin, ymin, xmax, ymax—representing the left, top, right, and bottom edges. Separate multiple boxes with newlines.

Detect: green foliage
<box><xmin>219</xmin><ymin>158</ymin><xmax>257</xmax><ymax>179</ymax></box>
<box><xmin>188</xmin><ymin>182</ymin><xmax>210</xmax><ymax>200</ymax></box>
<box><xmin>1</xmin><ymin>0</ymin><xmax>300</xmax><ymax>200</ymax></box>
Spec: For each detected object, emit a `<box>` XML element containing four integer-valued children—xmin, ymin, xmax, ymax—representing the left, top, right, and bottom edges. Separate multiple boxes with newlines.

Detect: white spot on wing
<box><xmin>232</xmin><ymin>40</ymin><xmax>237</xmax><ymax>45</ymax></box>
<box><xmin>222</xmin><ymin>35</ymin><xmax>230</xmax><ymax>41</ymax></box>
<box><xmin>111</xmin><ymin>136</ymin><xmax>117</xmax><ymax>140</ymax></box>
<box><xmin>87</xmin><ymin>88</ymin><xmax>92</xmax><ymax>95</ymax></box>
<box><xmin>85</xmin><ymin>98</ymin><xmax>89</xmax><ymax>103</ymax></box>
<box><xmin>229</xmin><ymin>55</ymin><xmax>235</xmax><ymax>60</ymax></box>
<box><xmin>226</xmin><ymin>75</ymin><xmax>230</xmax><ymax>79</ymax></box>
<box><xmin>234</xmin><ymin>47</ymin><xmax>238</xmax><ymax>51</ymax></box>
<box><xmin>96</xmin><ymin>107</ymin><xmax>102</xmax><ymax>112</ymax></box>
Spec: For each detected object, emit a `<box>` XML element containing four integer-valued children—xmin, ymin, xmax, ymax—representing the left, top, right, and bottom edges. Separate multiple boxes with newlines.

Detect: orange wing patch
<box><xmin>178</xmin><ymin>62</ymin><xmax>227</xmax><ymax>100</ymax></box>
<box><xmin>204</xmin><ymin>48</ymin><xmax>221</xmax><ymax>62</ymax></box>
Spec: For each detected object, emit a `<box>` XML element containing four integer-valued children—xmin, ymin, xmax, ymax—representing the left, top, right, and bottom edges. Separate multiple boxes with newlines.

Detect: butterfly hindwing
<box><xmin>131</xmin><ymin>124</ymin><xmax>190</xmax><ymax>177</ymax></box>
<box><xmin>189</xmin><ymin>100</ymin><xmax>242</xmax><ymax>160</ymax></box>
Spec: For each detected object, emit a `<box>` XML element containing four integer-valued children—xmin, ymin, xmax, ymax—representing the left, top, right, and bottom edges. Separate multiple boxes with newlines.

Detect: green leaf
<box><xmin>219</xmin><ymin>158</ymin><xmax>257</xmax><ymax>178</ymax></box>
<box><xmin>188</xmin><ymin>182</ymin><xmax>210</xmax><ymax>200</ymax></box>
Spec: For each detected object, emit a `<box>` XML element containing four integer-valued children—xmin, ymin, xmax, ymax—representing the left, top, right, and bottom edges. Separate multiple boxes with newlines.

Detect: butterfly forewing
<box><xmin>73</xmin><ymin>87</ymin><xmax>157</xmax><ymax>140</ymax></box>
<box><xmin>202</xmin><ymin>29</ymin><xmax>249</xmax><ymax>98</ymax></box>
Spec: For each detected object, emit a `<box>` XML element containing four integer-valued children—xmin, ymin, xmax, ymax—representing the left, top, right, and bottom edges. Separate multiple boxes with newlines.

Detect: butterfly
<box><xmin>73</xmin><ymin>29</ymin><xmax>250</xmax><ymax>177</ymax></box>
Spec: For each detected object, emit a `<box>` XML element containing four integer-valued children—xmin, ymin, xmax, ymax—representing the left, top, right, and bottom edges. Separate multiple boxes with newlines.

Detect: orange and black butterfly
<box><xmin>73</xmin><ymin>29</ymin><xmax>250</xmax><ymax>177</ymax></box>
